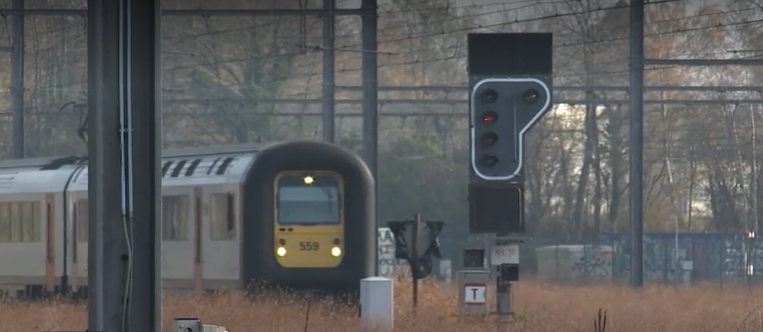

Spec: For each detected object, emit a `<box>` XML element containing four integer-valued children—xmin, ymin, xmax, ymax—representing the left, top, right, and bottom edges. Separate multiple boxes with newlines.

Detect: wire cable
<box><xmin>160</xmin><ymin>4</ymin><xmax>758</xmax><ymax>84</ymax></box>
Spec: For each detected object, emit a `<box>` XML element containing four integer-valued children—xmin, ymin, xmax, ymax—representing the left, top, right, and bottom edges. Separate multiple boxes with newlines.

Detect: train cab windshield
<box><xmin>276</xmin><ymin>174</ymin><xmax>341</xmax><ymax>224</ymax></box>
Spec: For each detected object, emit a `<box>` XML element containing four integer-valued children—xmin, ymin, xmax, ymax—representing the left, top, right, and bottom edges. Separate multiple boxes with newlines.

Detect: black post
<box><xmin>411</xmin><ymin>213</ymin><xmax>420</xmax><ymax>311</ymax></box>
<box><xmin>628</xmin><ymin>0</ymin><xmax>645</xmax><ymax>289</ymax></box>
<box><xmin>321</xmin><ymin>0</ymin><xmax>336</xmax><ymax>143</ymax></box>
<box><xmin>11</xmin><ymin>0</ymin><xmax>24</xmax><ymax>158</ymax></box>
<box><xmin>87</xmin><ymin>0</ymin><xmax>162</xmax><ymax>331</ymax></box>
<box><xmin>361</xmin><ymin>0</ymin><xmax>379</xmax><ymax>275</ymax></box>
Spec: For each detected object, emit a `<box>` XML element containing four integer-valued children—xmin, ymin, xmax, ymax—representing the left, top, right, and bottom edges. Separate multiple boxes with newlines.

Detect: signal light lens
<box><xmin>481</xmin><ymin>155</ymin><xmax>499</xmax><ymax>168</ymax></box>
<box><xmin>480</xmin><ymin>89</ymin><xmax>498</xmax><ymax>104</ymax></box>
<box><xmin>481</xmin><ymin>132</ymin><xmax>498</xmax><ymax>147</ymax></box>
<box><xmin>481</xmin><ymin>111</ymin><xmax>498</xmax><ymax>124</ymax></box>
<box><xmin>523</xmin><ymin>89</ymin><xmax>539</xmax><ymax>103</ymax></box>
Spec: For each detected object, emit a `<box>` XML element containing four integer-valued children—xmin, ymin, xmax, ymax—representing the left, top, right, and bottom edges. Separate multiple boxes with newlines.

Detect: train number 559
<box><xmin>299</xmin><ymin>241</ymin><xmax>320</xmax><ymax>251</ymax></box>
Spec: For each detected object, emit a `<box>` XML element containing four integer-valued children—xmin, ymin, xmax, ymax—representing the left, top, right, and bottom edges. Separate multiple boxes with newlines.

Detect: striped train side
<box><xmin>0</xmin><ymin>143</ymin><xmax>267</xmax><ymax>299</ymax></box>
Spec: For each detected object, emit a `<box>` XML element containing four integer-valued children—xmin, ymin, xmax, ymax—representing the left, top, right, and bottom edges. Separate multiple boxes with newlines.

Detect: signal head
<box><xmin>480</xmin><ymin>89</ymin><xmax>498</xmax><ymax>104</ymax></box>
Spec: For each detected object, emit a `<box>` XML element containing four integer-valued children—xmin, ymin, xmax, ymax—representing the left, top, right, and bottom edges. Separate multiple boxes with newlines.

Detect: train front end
<box><xmin>273</xmin><ymin>172</ymin><xmax>345</xmax><ymax>269</ymax></box>
<box><xmin>241</xmin><ymin>141</ymin><xmax>375</xmax><ymax>297</ymax></box>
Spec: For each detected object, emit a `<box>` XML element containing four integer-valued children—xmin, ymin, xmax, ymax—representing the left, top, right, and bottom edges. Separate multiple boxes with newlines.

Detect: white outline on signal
<box><xmin>470</xmin><ymin>78</ymin><xmax>551</xmax><ymax>181</ymax></box>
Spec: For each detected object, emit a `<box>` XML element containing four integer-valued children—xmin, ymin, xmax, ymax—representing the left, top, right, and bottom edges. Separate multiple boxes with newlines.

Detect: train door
<box><xmin>161</xmin><ymin>185</ymin><xmax>195</xmax><ymax>289</ymax></box>
<box><xmin>192</xmin><ymin>186</ymin><xmax>203</xmax><ymax>295</ymax></box>
<box><xmin>202</xmin><ymin>185</ymin><xmax>239</xmax><ymax>290</ymax></box>
<box><xmin>70</xmin><ymin>191</ymin><xmax>89</xmax><ymax>291</ymax></box>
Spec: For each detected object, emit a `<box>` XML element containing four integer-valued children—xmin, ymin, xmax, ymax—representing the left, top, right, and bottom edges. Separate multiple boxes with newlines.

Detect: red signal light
<box><xmin>482</xmin><ymin>111</ymin><xmax>498</xmax><ymax>124</ymax></box>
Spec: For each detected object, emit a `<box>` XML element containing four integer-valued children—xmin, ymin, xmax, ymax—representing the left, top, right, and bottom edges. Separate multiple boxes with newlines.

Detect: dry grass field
<box><xmin>2</xmin><ymin>279</ymin><xmax>763</xmax><ymax>332</ymax></box>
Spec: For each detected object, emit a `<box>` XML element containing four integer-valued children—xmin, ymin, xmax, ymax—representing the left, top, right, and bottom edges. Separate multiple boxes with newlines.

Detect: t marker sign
<box><xmin>463</xmin><ymin>283</ymin><xmax>487</xmax><ymax>304</ymax></box>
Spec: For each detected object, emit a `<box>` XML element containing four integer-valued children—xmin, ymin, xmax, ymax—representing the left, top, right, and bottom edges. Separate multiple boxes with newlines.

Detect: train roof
<box><xmin>0</xmin><ymin>142</ymin><xmax>277</xmax><ymax>170</ymax></box>
<box><xmin>162</xmin><ymin>142</ymin><xmax>277</xmax><ymax>158</ymax></box>
<box><xmin>0</xmin><ymin>142</ymin><xmax>280</xmax><ymax>195</ymax></box>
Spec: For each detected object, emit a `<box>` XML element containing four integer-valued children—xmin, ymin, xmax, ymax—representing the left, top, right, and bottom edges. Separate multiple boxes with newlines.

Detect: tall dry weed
<box><xmin>2</xmin><ymin>279</ymin><xmax>763</xmax><ymax>332</ymax></box>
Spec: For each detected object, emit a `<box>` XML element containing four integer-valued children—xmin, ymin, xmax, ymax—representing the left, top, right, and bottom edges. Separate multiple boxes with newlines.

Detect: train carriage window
<box><xmin>0</xmin><ymin>203</ymin><xmax>9</xmax><ymax>242</ymax></box>
<box><xmin>210</xmin><ymin>193</ymin><xmax>236</xmax><ymax>240</ymax></box>
<box><xmin>276</xmin><ymin>174</ymin><xmax>341</xmax><ymax>224</ymax></box>
<box><xmin>76</xmin><ymin>199</ymin><xmax>89</xmax><ymax>242</ymax></box>
<box><xmin>0</xmin><ymin>201</ymin><xmax>41</xmax><ymax>243</ymax></box>
<box><xmin>162</xmin><ymin>195</ymin><xmax>189</xmax><ymax>241</ymax></box>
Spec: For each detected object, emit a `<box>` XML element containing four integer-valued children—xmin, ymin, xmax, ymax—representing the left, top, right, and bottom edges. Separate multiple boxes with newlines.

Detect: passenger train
<box><xmin>0</xmin><ymin>141</ymin><xmax>376</xmax><ymax>299</ymax></box>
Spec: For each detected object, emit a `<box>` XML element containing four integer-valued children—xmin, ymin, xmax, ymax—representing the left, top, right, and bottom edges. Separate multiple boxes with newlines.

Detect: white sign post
<box><xmin>360</xmin><ymin>277</ymin><xmax>394</xmax><ymax>331</ymax></box>
<box><xmin>457</xmin><ymin>270</ymin><xmax>490</xmax><ymax>315</ymax></box>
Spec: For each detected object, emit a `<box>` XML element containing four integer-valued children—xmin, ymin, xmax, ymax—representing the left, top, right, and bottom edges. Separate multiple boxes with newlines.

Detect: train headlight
<box><xmin>331</xmin><ymin>246</ymin><xmax>342</xmax><ymax>257</ymax></box>
<box><xmin>276</xmin><ymin>247</ymin><xmax>287</xmax><ymax>257</ymax></box>
<box><xmin>303</xmin><ymin>175</ymin><xmax>314</xmax><ymax>185</ymax></box>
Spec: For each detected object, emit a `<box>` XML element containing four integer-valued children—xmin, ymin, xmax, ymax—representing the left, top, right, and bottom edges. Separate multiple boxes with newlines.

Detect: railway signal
<box><xmin>466</xmin><ymin>32</ymin><xmax>553</xmax><ymax>235</ymax></box>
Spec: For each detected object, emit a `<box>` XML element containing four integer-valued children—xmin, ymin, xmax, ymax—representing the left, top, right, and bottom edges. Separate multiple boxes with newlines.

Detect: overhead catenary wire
<box><xmin>160</xmin><ymin>8</ymin><xmax>757</xmax><ymax>85</ymax></box>
<box><xmin>7</xmin><ymin>1</ymin><xmax>756</xmax><ymax>91</ymax></box>
<box><xmin>6</xmin><ymin>1</ymin><xmax>763</xmax><ymax>151</ymax></box>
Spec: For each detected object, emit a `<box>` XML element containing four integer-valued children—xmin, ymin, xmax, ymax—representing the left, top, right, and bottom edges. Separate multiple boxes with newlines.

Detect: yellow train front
<box><xmin>242</xmin><ymin>141</ymin><xmax>375</xmax><ymax>296</ymax></box>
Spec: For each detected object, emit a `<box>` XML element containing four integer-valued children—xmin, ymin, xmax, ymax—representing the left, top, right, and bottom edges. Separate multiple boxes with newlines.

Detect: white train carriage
<box><xmin>0</xmin><ymin>156</ymin><xmax>85</xmax><ymax>297</ymax></box>
<box><xmin>0</xmin><ymin>144</ymin><xmax>270</xmax><ymax>298</ymax></box>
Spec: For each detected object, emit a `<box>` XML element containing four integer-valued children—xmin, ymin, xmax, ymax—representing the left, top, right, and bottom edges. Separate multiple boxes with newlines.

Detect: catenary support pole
<box><xmin>361</xmin><ymin>0</ymin><xmax>379</xmax><ymax>274</ymax></box>
<box><xmin>756</xmin><ymin>90</ymin><xmax>763</xmax><ymax>234</ymax></box>
<box><xmin>629</xmin><ymin>0</ymin><xmax>645</xmax><ymax>288</ymax></box>
<box><xmin>126</xmin><ymin>0</ymin><xmax>162</xmax><ymax>331</ymax></box>
<box><xmin>87</xmin><ymin>0</ymin><xmax>162</xmax><ymax>332</ymax></box>
<box><xmin>87</xmin><ymin>1</ymin><xmax>120</xmax><ymax>329</ymax></box>
<box><xmin>322</xmin><ymin>0</ymin><xmax>336</xmax><ymax>143</ymax></box>
<box><xmin>751</xmin><ymin>96</ymin><xmax>759</xmax><ymax>285</ymax></box>
<box><xmin>11</xmin><ymin>0</ymin><xmax>24</xmax><ymax>159</ymax></box>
